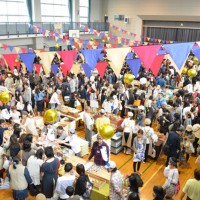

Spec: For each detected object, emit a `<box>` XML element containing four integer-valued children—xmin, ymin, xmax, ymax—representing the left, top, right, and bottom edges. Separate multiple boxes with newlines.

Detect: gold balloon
<box><xmin>99</xmin><ymin>124</ymin><xmax>115</xmax><ymax>140</ymax></box>
<box><xmin>91</xmin><ymin>38</ymin><xmax>94</xmax><ymax>41</ymax></box>
<box><xmin>124</xmin><ymin>74</ymin><xmax>134</xmax><ymax>84</ymax></box>
<box><xmin>181</xmin><ymin>67</ymin><xmax>188</xmax><ymax>75</ymax></box>
<box><xmin>55</xmin><ymin>43</ymin><xmax>60</xmax><ymax>49</ymax></box>
<box><xmin>193</xmin><ymin>56</ymin><xmax>198</xmax><ymax>63</ymax></box>
<box><xmin>0</xmin><ymin>92</ymin><xmax>10</xmax><ymax>104</ymax></box>
<box><xmin>102</xmin><ymin>39</ymin><xmax>105</xmax><ymax>43</ymax></box>
<box><xmin>187</xmin><ymin>68</ymin><xmax>197</xmax><ymax>78</ymax></box>
<box><xmin>43</xmin><ymin>109</ymin><xmax>58</xmax><ymax>123</ymax></box>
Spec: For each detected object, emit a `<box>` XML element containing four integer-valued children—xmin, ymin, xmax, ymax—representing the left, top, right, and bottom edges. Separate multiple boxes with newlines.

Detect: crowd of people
<box><xmin>0</xmin><ymin>51</ymin><xmax>200</xmax><ymax>200</ymax></box>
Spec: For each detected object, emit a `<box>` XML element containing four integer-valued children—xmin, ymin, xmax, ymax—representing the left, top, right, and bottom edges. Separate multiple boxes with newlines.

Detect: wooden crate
<box><xmin>88</xmin><ymin>173</ymin><xmax>107</xmax><ymax>190</ymax></box>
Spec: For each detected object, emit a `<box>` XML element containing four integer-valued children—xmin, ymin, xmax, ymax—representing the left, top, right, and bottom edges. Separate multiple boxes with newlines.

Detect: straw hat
<box><xmin>144</xmin><ymin>118</ymin><xmax>151</xmax><ymax>126</ymax></box>
<box><xmin>36</xmin><ymin>193</ymin><xmax>46</xmax><ymax>200</ymax></box>
<box><xmin>192</xmin><ymin>124</ymin><xmax>200</xmax><ymax>138</ymax></box>
<box><xmin>186</xmin><ymin>125</ymin><xmax>193</xmax><ymax>132</ymax></box>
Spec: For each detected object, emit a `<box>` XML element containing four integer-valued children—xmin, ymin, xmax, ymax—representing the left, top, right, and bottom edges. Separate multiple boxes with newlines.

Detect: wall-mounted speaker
<box><xmin>124</xmin><ymin>17</ymin><xmax>129</xmax><ymax>24</ymax></box>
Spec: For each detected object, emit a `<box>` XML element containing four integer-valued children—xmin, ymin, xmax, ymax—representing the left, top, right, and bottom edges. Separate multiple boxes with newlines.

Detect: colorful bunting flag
<box><xmin>20</xmin><ymin>53</ymin><xmax>36</xmax><ymax>73</ymax></box>
<box><xmin>126</xmin><ymin>59</ymin><xmax>141</xmax><ymax>77</ymax></box>
<box><xmin>164</xmin><ymin>42</ymin><xmax>194</xmax><ymax>69</ymax></box>
<box><xmin>81</xmin><ymin>63</ymin><xmax>92</xmax><ymax>77</ymax></box>
<box><xmin>96</xmin><ymin>62</ymin><xmax>108</xmax><ymax>78</ymax></box>
<box><xmin>3</xmin><ymin>54</ymin><xmax>18</xmax><ymax>71</ymax></box>
<box><xmin>58</xmin><ymin>50</ymin><xmax>77</xmax><ymax>75</ymax></box>
<box><xmin>80</xmin><ymin>49</ymin><xmax>103</xmax><ymax>70</ymax></box>
<box><xmin>132</xmin><ymin>45</ymin><xmax>161</xmax><ymax>70</ymax></box>
<box><xmin>51</xmin><ymin>64</ymin><xmax>59</xmax><ymax>76</ymax></box>
<box><xmin>34</xmin><ymin>64</ymin><xmax>42</xmax><ymax>75</ymax></box>
<box><xmin>105</xmin><ymin>47</ymin><xmax>131</xmax><ymax>77</ymax></box>
<box><xmin>150</xmin><ymin>55</ymin><xmax>165</xmax><ymax>76</ymax></box>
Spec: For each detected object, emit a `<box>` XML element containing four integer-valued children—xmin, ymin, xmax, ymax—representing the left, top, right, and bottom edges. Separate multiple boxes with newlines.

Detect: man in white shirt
<box><xmin>55</xmin><ymin>163</ymin><xmax>76</xmax><ymax>199</ymax></box>
<box><xmin>49</xmin><ymin>89</ymin><xmax>61</xmax><ymax>109</ymax></box>
<box><xmin>83</xmin><ymin>106</ymin><xmax>94</xmax><ymax>146</ymax></box>
<box><xmin>64</xmin><ymin>128</ymin><xmax>81</xmax><ymax>157</ymax></box>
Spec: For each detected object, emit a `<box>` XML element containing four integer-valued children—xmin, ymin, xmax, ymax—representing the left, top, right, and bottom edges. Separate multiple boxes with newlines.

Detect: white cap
<box><xmin>128</xmin><ymin>112</ymin><xmax>133</xmax><ymax>117</ymax></box>
<box><xmin>105</xmin><ymin>161</ymin><xmax>116</xmax><ymax>169</ymax></box>
<box><xmin>138</xmin><ymin>105</ymin><xmax>145</xmax><ymax>110</ymax></box>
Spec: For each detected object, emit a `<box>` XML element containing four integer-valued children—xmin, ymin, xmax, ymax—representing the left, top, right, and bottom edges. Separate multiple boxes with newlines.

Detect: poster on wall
<box><xmin>69</xmin><ymin>30</ymin><xmax>80</xmax><ymax>38</ymax></box>
<box><xmin>54</xmin><ymin>23</ymin><xmax>63</xmax><ymax>34</ymax></box>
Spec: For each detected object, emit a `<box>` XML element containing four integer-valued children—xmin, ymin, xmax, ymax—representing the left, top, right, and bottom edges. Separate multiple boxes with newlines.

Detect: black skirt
<box><xmin>36</xmin><ymin>100</ymin><xmax>44</xmax><ymax>112</ymax></box>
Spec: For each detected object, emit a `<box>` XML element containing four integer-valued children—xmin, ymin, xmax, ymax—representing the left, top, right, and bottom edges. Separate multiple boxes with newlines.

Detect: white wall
<box><xmin>90</xmin><ymin>0</ymin><xmax>103</xmax><ymax>22</ymax></box>
<box><xmin>104</xmin><ymin>0</ymin><xmax>200</xmax><ymax>40</ymax></box>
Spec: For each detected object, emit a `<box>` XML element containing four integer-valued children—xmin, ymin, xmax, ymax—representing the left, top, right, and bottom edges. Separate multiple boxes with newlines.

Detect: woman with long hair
<box><xmin>132</xmin><ymin>129</ymin><xmax>146</xmax><ymax>174</ymax></box>
<box><xmin>8</xmin><ymin>157</ymin><xmax>32</xmax><ymax>200</ymax></box>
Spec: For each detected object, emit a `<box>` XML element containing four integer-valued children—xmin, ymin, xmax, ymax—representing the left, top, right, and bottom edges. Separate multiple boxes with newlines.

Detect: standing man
<box><xmin>105</xmin><ymin>161</ymin><xmax>123</xmax><ymax>200</ymax></box>
<box><xmin>165</xmin><ymin>126</ymin><xmax>184</xmax><ymax>166</ymax></box>
<box><xmin>88</xmin><ymin>134</ymin><xmax>109</xmax><ymax>166</ymax></box>
<box><xmin>179</xmin><ymin>168</ymin><xmax>200</xmax><ymax>200</ymax></box>
<box><xmin>23</xmin><ymin>83</ymin><xmax>32</xmax><ymax>112</ymax></box>
<box><xmin>83</xmin><ymin>106</ymin><xmax>94</xmax><ymax>146</ymax></box>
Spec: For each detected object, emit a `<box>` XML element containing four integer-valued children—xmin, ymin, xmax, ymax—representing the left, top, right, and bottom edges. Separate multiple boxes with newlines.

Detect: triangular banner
<box><xmin>58</xmin><ymin>50</ymin><xmax>77</xmax><ymax>75</ymax></box>
<box><xmin>60</xmin><ymin>63</ymin><xmax>68</xmax><ymax>77</ymax></box>
<box><xmin>20</xmin><ymin>53</ymin><xmax>36</xmax><ymax>73</ymax></box>
<box><xmin>71</xmin><ymin>63</ymin><xmax>81</xmax><ymax>76</ymax></box>
<box><xmin>96</xmin><ymin>62</ymin><xmax>108</xmax><ymax>78</ymax></box>
<box><xmin>51</xmin><ymin>64</ymin><xmax>59</xmax><ymax>76</ymax></box>
<box><xmin>126</xmin><ymin>59</ymin><xmax>141</xmax><ymax>77</ymax></box>
<box><xmin>150</xmin><ymin>55</ymin><xmax>165</xmax><ymax>76</ymax></box>
<box><xmin>2</xmin><ymin>44</ymin><xmax>7</xmax><ymax>50</ymax></box>
<box><xmin>34</xmin><ymin>64</ymin><xmax>42</xmax><ymax>75</ymax></box>
<box><xmin>8</xmin><ymin>46</ymin><xmax>14</xmax><ymax>52</ymax></box>
<box><xmin>3</xmin><ymin>54</ymin><xmax>18</xmax><ymax>71</ymax></box>
<box><xmin>105</xmin><ymin>47</ymin><xmax>131</xmax><ymax>77</ymax></box>
<box><xmin>81</xmin><ymin>63</ymin><xmax>92</xmax><ymax>78</ymax></box>
<box><xmin>37</xmin><ymin>52</ymin><xmax>56</xmax><ymax>75</ymax></box>
<box><xmin>164</xmin><ymin>42</ymin><xmax>194</xmax><ymax>69</ymax></box>
<box><xmin>132</xmin><ymin>45</ymin><xmax>161</xmax><ymax>70</ymax></box>
<box><xmin>192</xmin><ymin>47</ymin><xmax>200</xmax><ymax>61</ymax></box>
<box><xmin>164</xmin><ymin>54</ymin><xmax>181</xmax><ymax>75</ymax></box>
<box><xmin>80</xmin><ymin>49</ymin><xmax>103</xmax><ymax>70</ymax></box>
<box><xmin>15</xmin><ymin>47</ymin><xmax>21</xmax><ymax>54</ymax></box>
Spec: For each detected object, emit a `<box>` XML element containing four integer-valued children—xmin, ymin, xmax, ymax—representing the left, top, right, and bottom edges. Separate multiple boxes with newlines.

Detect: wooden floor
<box><xmin>0</xmin><ymin>124</ymin><xmax>199</xmax><ymax>200</ymax></box>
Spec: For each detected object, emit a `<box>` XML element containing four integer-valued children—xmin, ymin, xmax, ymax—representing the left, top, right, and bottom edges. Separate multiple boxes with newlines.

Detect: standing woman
<box><xmin>34</xmin><ymin>87</ymin><xmax>45</xmax><ymax>116</ymax></box>
<box><xmin>75</xmin><ymin>163</ymin><xmax>92</xmax><ymax>199</ymax></box>
<box><xmin>132</xmin><ymin>129</ymin><xmax>146</xmax><ymax>174</ymax></box>
<box><xmin>121</xmin><ymin>112</ymin><xmax>135</xmax><ymax>155</ymax></box>
<box><xmin>41</xmin><ymin>146</ymin><xmax>60</xmax><ymax>199</ymax></box>
<box><xmin>8</xmin><ymin>157</ymin><xmax>32</xmax><ymax>200</ymax></box>
<box><xmin>27</xmin><ymin>148</ymin><xmax>44</xmax><ymax>195</ymax></box>
<box><xmin>162</xmin><ymin>157</ymin><xmax>179</xmax><ymax>199</ymax></box>
<box><xmin>14</xmin><ymin>89</ymin><xmax>24</xmax><ymax>111</ymax></box>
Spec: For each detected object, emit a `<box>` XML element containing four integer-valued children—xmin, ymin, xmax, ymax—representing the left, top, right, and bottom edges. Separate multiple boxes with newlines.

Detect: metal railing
<box><xmin>0</xmin><ymin>22</ymin><xmax>109</xmax><ymax>36</ymax></box>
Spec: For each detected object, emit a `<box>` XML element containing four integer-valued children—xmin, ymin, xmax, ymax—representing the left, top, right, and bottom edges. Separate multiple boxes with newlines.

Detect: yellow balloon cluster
<box><xmin>124</xmin><ymin>74</ymin><xmax>134</xmax><ymax>84</ymax></box>
<box><xmin>99</xmin><ymin>124</ymin><xmax>115</xmax><ymax>140</ymax></box>
<box><xmin>43</xmin><ymin>109</ymin><xmax>58</xmax><ymax>123</ymax></box>
<box><xmin>0</xmin><ymin>92</ymin><xmax>10</xmax><ymax>104</ymax></box>
<box><xmin>187</xmin><ymin>68</ymin><xmax>197</xmax><ymax>78</ymax></box>
<box><xmin>181</xmin><ymin>67</ymin><xmax>188</xmax><ymax>75</ymax></box>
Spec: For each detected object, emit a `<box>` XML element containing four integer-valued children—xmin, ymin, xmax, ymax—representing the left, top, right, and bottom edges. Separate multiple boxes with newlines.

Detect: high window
<box><xmin>41</xmin><ymin>0</ymin><xmax>70</xmax><ymax>22</ymax></box>
<box><xmin>79</xmin><ymin>0</ymin><xmax>89</xmax><ymax>23</ymax></box>
<box><xmin>0</xmin><ymin>0</ymin><xmax>29</xmax><ymax>22</ymax></box>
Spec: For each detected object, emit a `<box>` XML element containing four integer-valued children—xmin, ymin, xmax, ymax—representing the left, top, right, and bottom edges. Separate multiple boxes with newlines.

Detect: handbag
<box><xmin>16</xmin><ymin>102</ymin><xmax>24</xmax><ymax>110</ymax></box>
<box><xmin>82</xmin><ymin>175</ymin><xmax>93</xmax><ymax>199</ymax></box>
<box><xmin>43</xmin><ymin>97</ymin><xmax>49</xmax><ymax>103</ymax></box>
<box><xmin>172</xmin><ymin>171</ymin><xmax>180</xmax><ymax>196</ymax></box>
